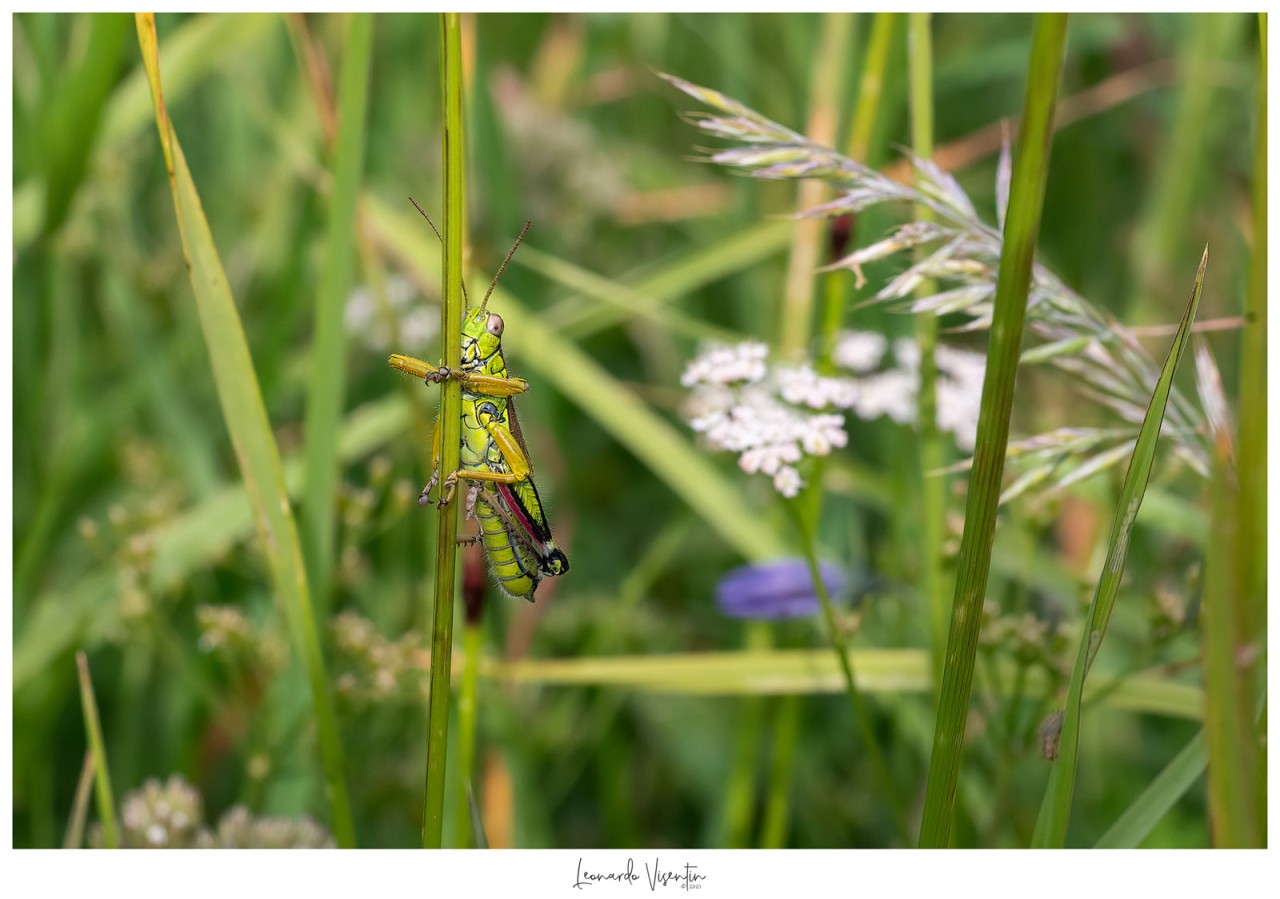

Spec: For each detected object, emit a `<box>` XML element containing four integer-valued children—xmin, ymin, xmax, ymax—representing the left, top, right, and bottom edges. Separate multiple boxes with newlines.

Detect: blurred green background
<box><xmin>11</xmin><ymin>12</ymin><xmax>1263</xmax><ymax>848</ymax></box>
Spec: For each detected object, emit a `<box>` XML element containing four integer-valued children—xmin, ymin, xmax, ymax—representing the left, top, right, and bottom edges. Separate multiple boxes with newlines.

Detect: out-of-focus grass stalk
<box><xmin>1200</xmin><ymin>421</ymin><xmax>1260</xmax><ymax>846</ymax></box>
<box><xmin>133</xmin><ymin>13</ymin><xmax>355</xmax><ymax>848</ymax></box>
<box><xmin>816</xmin><ymin>11</ymin><xmax>895</xmax><ymax>372</ymax></box>
<box><xmin>918</xmin><ymin>13</ymin><xmax>1067</xmax><ymax>848</ymax></box>
<box><xmin>767</xmin><ymin>9</ymin><xmax>853</xmax><ymax>848</ymax></box>
<box><xmin>778</xmin><ymin>11</ymin><xmax>849</xmax><ymax>356</ymax></box>
<box><xmin>790</xmin><ymin>505</ymin><xmax>908</xmax><ymax>842</ymax></box>
<box><xmin>75</xmin><ymin>653</ymin><xmax>117</xmax><ymax>849</ymax></box>
<box><xmin>1238</xmin><ymin>17</ymin><xmax>1267</xmax><ymax>842</ymax></box>
<box><xmin>63</xmin><ymin>752</ymin><xmax>95</xmax><ymax>849</ymax></box>
<box><xmin>759</xmin><ymin>694</ymin><xmax>800</xmax><ymax>847</ymax></box>
<box><xmin>720</xmin><ymin>622</ymin><xmax>769</xmax><ymax>847</ymax></box>
<box><xmin>494</xmin><ymin>649</ymin><xmax>1203</xmax><ymax>719</ymax></box>
<box><xmin>1236</xmin><ymin>13</ymin><xmax>1266</xmax><ymax>705</ymax></box>
<box><xmin>422</xmin><ymin>10</ymin><xmax>466</xmax><ymax>849</ymax></box>
<box><xmin>1132</xmin><ymin>14</ymin><xmax>1241</xmax><ymax>322</ymax></box>
<box><xmin>1200</xmin><ymin>42</ymin><xmax>1266</xmax><ymax>837</ymax></box>
<box><xmin>301</xmin><ymin>13</ymin><xmax>372</xmax><ymax>610</ymax></box>
<box><xmin>1094</xmin><ymin>730</ymin><xmax>1207</xmax><ymax>847</ymax></box>
<box><xmin>1032</xmin><ymin>249</ymin><xmax>1207</xmax><ymax>848</ymax></box>
<box><xmin>908</xmin><ymin>11</ymin><xmax>948</xmax><ymax>690</ymax></box>
<box><xmin>844</xmin><ymin>12</ymin><xmax>896</xmax><ymax>165</ymax></box>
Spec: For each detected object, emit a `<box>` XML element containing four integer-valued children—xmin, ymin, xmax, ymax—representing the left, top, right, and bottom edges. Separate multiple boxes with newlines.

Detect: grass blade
<box><xmin>491</xmin><ymin>648</ymin><xmax>1203</xmax><ymax>719</ymax></box>
<box><xmin>133</xmin><ymin>13</ymin><xmax>355</xmax><ymax>848</ymax></box>
<box><xmin>1031</xmin><ymin>248</ymin><xmax>1209</xmax><ymax>847</ymax></box>
<box><xmin>1094</xmin><ymin>730</ymin><xmax>1207</xmax><ymax>848</ymax></box>
<box><xmin>36</xmin><ymin>12</ymin><xmax>130</xmax><ymax>237</ymax></box>
<box><xmin>75</xmin><ymin>652</ymin><xmax>117</xmax><ymax>849</ymax></box>
<box><xmin>63</xmin><ymin>751</ymin><xmax>95</xmax><ymax>849</ymax></box>
<box><xmin>918</xmin><ymin>13</ymin><xmax>1068</xmax><ymax>848</ymax></box>
<box><xmin>301</xmin><ymin>12</ymin><xmax>373</xmax><ymax>607</ymax></box>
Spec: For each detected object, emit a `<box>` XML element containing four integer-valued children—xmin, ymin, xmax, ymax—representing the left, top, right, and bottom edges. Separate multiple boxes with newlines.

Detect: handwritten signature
<box><xmin>573</xmin><ymin>858</ymin><xmax>706</xmax><ymax>891</ymax></box>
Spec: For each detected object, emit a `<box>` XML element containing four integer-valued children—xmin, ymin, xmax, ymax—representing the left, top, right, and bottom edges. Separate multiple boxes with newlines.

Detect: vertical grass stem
<box><xmin>918</xmin><ymin>13</ymin><xmax>1067</xmax><ymax>848</ymax></box>
<box><xmin>908</xmin><ymin>11</ymin><xmax>949</xmax><ymax>691</ymax></box>
<box><xmin>422</xmin><ymin>10</ymin><xmax>467</xmax><ymax>849</ymax></box>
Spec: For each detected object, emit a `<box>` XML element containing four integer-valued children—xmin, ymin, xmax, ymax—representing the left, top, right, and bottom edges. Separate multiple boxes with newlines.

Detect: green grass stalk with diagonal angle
<box><xmin>76</xmin><ymin>652</ymin><xmax>117</xmax><ymax>849</ymax></box>
<box><xmin>918</xmin><ymin>12</ymin><xmax>1068</xmax><ymax>848</ymax></box>
<box><xmin>133</xmin><ymin>13</ymin><xmax>355</xmax><ymax>848</ymax></box>
<box><xmin>1032</xmin><ymin>248</ymin><xmax>1208</xmax><ymax>848</ymax></box>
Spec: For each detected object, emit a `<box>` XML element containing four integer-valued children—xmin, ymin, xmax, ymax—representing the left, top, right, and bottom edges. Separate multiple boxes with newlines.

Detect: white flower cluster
<box><xmin>682</xmin><ymin>332</ymin><xmax>987</xmax><ymax>496</ymax></box>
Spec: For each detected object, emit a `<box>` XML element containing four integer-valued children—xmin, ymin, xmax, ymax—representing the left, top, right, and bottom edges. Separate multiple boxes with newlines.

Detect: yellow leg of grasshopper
<box><xmin>388</xmin><ymin>354</ymin><xmax>528</xmax><ymax>396</ymax></box>
<box><xmin>458</xmin><ymin>373</ymin><xmax>529</xmax><ymax>396</ymax></box>
<box><xmin>389</xmin><ymin>353</ymin><xmax>448</xmax><ymax>382</ymax></box>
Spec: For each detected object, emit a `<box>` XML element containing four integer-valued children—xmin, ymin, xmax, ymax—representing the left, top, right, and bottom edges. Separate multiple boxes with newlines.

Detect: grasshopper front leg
<box><xmin>388</xmin><ymin>354</ymin><xmax>529</xmax><ymax>396</ymax></box>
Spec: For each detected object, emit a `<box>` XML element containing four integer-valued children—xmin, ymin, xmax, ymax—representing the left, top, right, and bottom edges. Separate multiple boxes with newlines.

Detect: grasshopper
<box><xmin>389</xmin><ymin>205</ymin><xmax>568</xmax><ymax>601</ymax></box>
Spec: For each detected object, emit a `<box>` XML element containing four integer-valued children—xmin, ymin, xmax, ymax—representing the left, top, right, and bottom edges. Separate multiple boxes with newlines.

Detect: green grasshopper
<box><xmin>389</xmin><ymin>206</ymin><xmax>568</xmax><ymax>602</ymax></box>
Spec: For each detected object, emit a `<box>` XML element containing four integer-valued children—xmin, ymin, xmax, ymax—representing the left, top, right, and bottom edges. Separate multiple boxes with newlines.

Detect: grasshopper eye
<box><xmin>486</xmin><ymin>313</ymin><xmax>504</xmax><ymax>337</ymax></box>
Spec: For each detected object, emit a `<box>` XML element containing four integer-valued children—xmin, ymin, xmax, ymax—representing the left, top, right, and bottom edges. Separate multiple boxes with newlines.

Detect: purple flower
<box><xmin>715</xmin><ymin>559</ymin><xmax>846</xmax><ymax>619</ymax></box>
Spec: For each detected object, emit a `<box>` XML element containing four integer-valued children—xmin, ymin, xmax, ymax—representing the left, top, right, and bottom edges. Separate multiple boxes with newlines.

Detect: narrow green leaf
<box><xmin>1094</xmin><ymin>730</ymin><xmax>1206</xmax><ymax>848</ymax></box>
<box><xmin>134</xmin><ymin>13</ymin><xmax>355</xmax><ymax>848</ymax></box>
<box><xmin>544</xmin><ymin>219</ymin><xmax>793</xmax><ymax>340</ymax></box>
<box><xmin>63</xmin><ymin>752</ymin><xmax>95</xmax><ymax>849</ymax></box>
<box><xmin>489</xmin><ymin>648</ymin><xmax>1202</xmax><ymax>719</ymax></box>
<box><xmin>39</xmin><ymin>12</ymin><xmax>130</xmax><ymax>235</ymax></box>
<box><xmin>1032</xmin><ymin>247</ymin><xmax>1208</xmax><ymax>848</ymax></box>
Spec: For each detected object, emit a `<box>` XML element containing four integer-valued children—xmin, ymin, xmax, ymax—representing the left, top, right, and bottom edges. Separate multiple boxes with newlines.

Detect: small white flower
<box><xmin>681</xmin><ymin>341</ymin><xmax>769</xmax><ymax>387</ymax></box>
<box><xmin>739</xmin><ymin>442</ymin><xmax>801</xmax><ymax>476</ymax></box>
<box><xmin>832</xmin><ymin>330</ymin><xmax>888</xmax><ymax>372</ymax></box>
<box><xmin>776</xmin><ymin>364</ymin><xmax>859</xmax><ymax>409</ymax></box>
<box><xmin>801</xmin><ymin>414</ymin><xmax>848</xmax><ymax>455</ymax></box>
<box><xmin>773</xmin><ymin>466</ymin><xmax>803</xmax><ymax>497</ymax></box>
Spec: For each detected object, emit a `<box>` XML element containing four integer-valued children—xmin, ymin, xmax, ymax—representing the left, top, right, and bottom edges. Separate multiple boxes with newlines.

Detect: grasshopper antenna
<box><xmin>408</xmin><ymin>196</ymin><xmax>471</xmax><ymax>306</ymax></box>
<box><xmin>480</xmin><ymin>221</ymin><xmax>531</xmax><ymax>312</ymax></box>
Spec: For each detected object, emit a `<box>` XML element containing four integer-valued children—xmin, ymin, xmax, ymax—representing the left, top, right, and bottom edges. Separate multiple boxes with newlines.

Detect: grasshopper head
<box><xmin>460</xmin><ymin>306</ymin><xmax>505</xmax><ymax>369</ymax></box>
